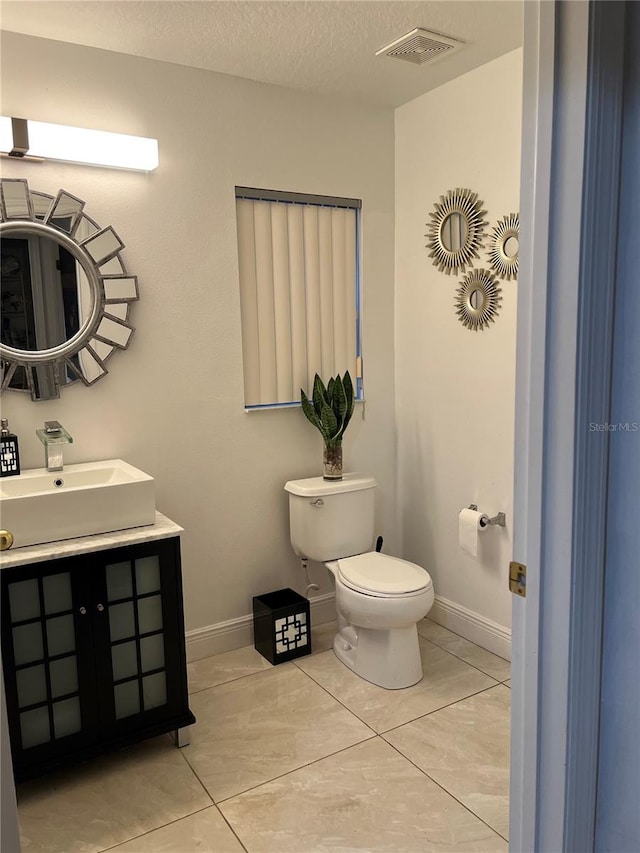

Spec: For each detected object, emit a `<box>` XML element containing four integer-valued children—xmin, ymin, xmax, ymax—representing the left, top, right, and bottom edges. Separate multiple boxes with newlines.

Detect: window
<box><xmin>235</xmin><ymin>187</ymin><xmax>362</xmax><ymax>409</ymax></box>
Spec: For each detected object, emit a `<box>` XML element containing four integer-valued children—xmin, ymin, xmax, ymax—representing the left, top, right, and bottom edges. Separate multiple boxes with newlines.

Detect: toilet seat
<box><xmin>336</xmin><ymin>551</ymin><xmax>432</xmax><ymax>598</ymax></box>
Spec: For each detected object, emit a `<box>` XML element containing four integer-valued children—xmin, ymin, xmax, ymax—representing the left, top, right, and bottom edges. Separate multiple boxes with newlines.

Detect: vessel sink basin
<box><xmin>0</xmin><ymin>459</ymin><xmax>155</xmax><ymax>549</ymax></box>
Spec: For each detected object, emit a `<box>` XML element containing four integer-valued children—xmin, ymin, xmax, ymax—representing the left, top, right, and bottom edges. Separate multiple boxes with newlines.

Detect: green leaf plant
<box><xmin>300</xmin><ymin>371</ymin><xmax>355</xmax><ymax>450</ymax></box>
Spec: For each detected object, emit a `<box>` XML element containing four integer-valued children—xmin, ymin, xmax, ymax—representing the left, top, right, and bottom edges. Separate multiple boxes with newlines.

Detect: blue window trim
<box><xmin>354</xmin><ymin>205</ymin><xmax>363</xmax><ymax>400</ymax></box>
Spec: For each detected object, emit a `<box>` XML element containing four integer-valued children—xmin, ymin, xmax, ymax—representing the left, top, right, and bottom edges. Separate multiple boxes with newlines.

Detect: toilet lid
<box><xmin>337</xmin><ymin>552</ymin><xmax>431</xmax><ymax>596</ymax></box>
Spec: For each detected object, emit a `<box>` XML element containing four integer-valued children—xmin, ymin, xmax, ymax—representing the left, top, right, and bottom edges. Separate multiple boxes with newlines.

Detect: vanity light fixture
<box><xmin>0</xmin><ymin>116</ymin><xmax>158</xmax><ymax>171</ymax></box>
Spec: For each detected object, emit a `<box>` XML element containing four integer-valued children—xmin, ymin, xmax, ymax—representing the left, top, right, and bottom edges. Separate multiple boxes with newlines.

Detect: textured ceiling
<box><xmin>0</xmin><ymin>1</ymin><xmax>523</xmax><ymax>107</ymax></box>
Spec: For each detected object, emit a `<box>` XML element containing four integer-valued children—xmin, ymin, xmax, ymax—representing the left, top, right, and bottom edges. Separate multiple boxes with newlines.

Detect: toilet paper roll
<box><xmin>459</xmin><ymin>508</ymin><xmax>489</xmax><ymax>557</ymax></box>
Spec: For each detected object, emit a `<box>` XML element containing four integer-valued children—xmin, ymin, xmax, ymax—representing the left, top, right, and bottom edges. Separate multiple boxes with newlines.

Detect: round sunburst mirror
<box><xmin>488</xmin><ymin>212</ymin><xmax>519</xmax><ymax>280</ymax></box>
<box><xmin>426</xmin><ymin>188</ymin><xmax>488</xmax><ymax>275</ymax></box>
<box><xmin>0</xmin><ymin>178</ymin><xmax>139</xmax><ymax>401</ymax></box>
<box><xmin>455</xmin><ymin>269</ymin><xmax>502</xmax><ymax>331</ymax></box>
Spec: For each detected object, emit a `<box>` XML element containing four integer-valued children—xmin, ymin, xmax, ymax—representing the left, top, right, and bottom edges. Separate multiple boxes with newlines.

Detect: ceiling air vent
<box><xmin>376</xmin><ymin>27</ymin><xmax>464</xmax><ymax>66</ymax></box>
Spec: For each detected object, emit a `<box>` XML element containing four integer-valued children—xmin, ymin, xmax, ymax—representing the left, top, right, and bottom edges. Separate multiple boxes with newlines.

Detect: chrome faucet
<box><xmin>36</xmin><ymin>421</ymin><xmax>73</xmax><ymax>472</ymax></box>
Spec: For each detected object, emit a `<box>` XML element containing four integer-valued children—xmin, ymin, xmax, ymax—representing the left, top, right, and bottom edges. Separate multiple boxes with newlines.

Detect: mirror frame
<box><xmin>0</xmin><ymin>178</ymin><xmax>139</xmax><ymax>400</ymax></box>
<box><xmin>426</xmin><ymin>187</ymin><xmax>488</xmax><ymax>275</ymax></box>
<box><xmin>454</xmin><ymin>268</ymin><xmax>502</xmax><ymax>331</ymax></box>
<box><xmin>487</xmin><ymin>212</ymin><xmax>519</xmax><ymax>280</ymax></box>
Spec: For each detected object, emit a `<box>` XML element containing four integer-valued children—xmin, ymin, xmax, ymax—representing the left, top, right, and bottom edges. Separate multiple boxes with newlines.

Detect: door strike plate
<box><xmin>509</xmin><ymin>561</ymin><xmax>527</xmax><ymax>597</ymax></box>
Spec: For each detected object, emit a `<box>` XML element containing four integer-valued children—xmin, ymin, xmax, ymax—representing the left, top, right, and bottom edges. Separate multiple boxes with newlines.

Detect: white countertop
<box><xmin>0</xmin><ymin>511</ymin><xmax>183</xmax><ymax>568</ymax></box>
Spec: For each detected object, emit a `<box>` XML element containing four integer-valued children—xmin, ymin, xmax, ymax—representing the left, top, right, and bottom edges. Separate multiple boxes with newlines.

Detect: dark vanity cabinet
<box><xmin>1</xmin><ymin>535</ymin><xmax>195</xmax><ymax>782</ymax></box>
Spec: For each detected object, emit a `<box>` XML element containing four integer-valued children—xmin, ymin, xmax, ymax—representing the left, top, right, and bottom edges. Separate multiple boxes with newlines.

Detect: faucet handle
<box><xmin>36</xmin><ymin>423</ymin><xmax>73</xmax><ymax>447</ymax></box>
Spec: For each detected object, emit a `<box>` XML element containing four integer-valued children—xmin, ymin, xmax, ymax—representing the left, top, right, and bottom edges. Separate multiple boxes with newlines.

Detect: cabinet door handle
<box><xmin>79</xmin><ymin>606</ymin><xmax>87</xmax><ymax>615</ymax></box>
<box><xmin>96</xmin><ymin>603</ymin><xmax>105</xmax><ymax>612</ymax></box>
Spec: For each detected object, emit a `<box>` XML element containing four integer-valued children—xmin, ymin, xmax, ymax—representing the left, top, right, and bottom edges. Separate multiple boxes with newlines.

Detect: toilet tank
<box><xmin>284</xmin><ymin>474</ymin><xmax>377</xmax><ymax>562</ymax></box>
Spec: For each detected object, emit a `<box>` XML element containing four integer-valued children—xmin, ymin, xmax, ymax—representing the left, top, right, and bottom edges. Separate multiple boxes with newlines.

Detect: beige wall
<box><xmin>0</xmin><ymin>32</ymin><xmax>397</xmax><ymax>638</ymax></box>
<box><xmin>1</xmin><ymin>32</ymin><xmax>523</xmax><ymax>655</ymax></box>
<box><xmin>394</xmin><ymin>49</ymin><xmax>523</xmax><ymax>651</ymax></box>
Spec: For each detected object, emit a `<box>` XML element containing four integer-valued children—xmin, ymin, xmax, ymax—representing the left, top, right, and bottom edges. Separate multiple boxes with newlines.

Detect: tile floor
<box><xmin>16</xmin><ymin>618</ymin><xmax>511</xmax><ymax>853</ymax></box>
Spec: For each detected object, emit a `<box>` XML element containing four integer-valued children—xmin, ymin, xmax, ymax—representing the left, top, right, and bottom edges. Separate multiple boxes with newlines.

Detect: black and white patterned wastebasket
<box><xmin>252</xmin><ymin>588</ymin><xmax>311</xmax><ymax>665</ymax></box>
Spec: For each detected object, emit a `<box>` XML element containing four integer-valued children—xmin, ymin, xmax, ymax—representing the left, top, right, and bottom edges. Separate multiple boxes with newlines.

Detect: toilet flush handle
<box><xmin>310</xmin><ymin>498</ymin><xmax>324</xmax><ymax>508</ymax></box>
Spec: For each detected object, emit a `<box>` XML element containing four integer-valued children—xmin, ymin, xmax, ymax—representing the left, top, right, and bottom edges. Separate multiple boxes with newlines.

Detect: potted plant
<box><xmin>300</xmin><ymin>371</ymin><xmax>355</xmax><ymax>480</ymax></box>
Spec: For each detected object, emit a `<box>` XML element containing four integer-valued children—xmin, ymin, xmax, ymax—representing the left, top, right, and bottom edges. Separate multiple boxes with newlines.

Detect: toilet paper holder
<box><xmin>468</xmin><ymin>505</ymin><xmax>506</xmax><ymax>528</ymax></box>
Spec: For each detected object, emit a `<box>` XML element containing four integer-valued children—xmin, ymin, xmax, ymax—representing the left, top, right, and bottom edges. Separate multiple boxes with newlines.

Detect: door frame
<box><xmin>511</xmin><ymin>1</ymin><xmax>626</xmax><ymax>849</ymax></box>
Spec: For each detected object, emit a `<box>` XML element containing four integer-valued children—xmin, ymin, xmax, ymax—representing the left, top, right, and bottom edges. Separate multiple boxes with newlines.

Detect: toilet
<box><xmin>284</xmin><ymin>473</ymin><xmax>434</xmax><ymax>689</ymax></box>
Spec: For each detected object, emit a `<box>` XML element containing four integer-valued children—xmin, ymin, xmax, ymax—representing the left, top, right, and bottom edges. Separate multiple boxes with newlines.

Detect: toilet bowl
<box><xmin>327</xmin><ymin>552</ymin><xmax>434</xmax><ymax>689</ymax></box>
<box><xmin>284</xmin><ymin>474</ymin><xmax>435</xmax><ymax>690</ymax></box>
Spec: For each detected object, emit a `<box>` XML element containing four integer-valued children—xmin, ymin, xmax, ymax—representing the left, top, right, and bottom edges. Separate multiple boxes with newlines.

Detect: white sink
<box><xmin>0</xmin><ymin>459</ymin><xmax>155</xmax><ymax>549</ymax></box>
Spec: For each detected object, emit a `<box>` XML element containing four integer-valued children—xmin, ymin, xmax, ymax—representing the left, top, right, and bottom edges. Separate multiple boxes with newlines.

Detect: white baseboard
<box><xmin>186</xmin><ymin>593</ymin><xmax>336</xmax><ymax>662</ymax></box>
<box><xmin>429</xmin><ymin>594</ymin><xmax>512</xmax><ymax>661</ymax></box>
<box><xmin>186</xmin><ymin>592</ymin><xmax>510</xmax><ymax>662</ymax></box>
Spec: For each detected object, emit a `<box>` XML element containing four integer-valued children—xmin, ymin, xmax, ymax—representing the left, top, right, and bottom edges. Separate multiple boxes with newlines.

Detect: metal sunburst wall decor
<box><xmin>426</xmin><ymin>188</ymin><xmax>488</xmax><ymax>275</ymax></box>
<box><xmin>488</xmin><ymin>212</ymin><xmax>519</xmax><ymax>280</ymax></box>
<box><xmin>455</xmin><ymin>269</ymin><xmax>502</xmax><ymax>331</ymax></box>
<box><xmin>0</xmin><ymin>178</ymin><xmax>139</xmax><ymax>401</ymax></box>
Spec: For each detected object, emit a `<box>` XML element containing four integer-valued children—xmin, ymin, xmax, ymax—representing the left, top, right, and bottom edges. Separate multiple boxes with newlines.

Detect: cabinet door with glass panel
<box><xmin>93</xmin><ymin>539</ymin><xmax>192</xmax><ymax>734</ymax></box>
<box><xmin>1</xmin><ymin>537</ymin><xmax>193</xmax><ymax>782</ymax></box>
<box><xmin>1</xmin><ymin>556</ymin><xmax>98</xmax><ymax>780</ymax></box>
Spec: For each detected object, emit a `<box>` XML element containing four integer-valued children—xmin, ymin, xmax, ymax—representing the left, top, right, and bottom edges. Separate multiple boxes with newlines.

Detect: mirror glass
<box><xmin>0</xmin><ymin>179</ymin><xmax>138</xmax><ymax>401</ymax></box>
<box><xmin>468</xmin><ymin>289</ymin><xmax>484</xmax><ymax>310</ymax></box>
<box><xmin>1</xmin><ymin>180</ymin><xmax>31</xmax><ymax>218</ymax></box>
<box><xmin>440</xmin><ymin>212</ymin><xmax>469</xmax><ymax>253</ymax></box>
<box><xmin>1</xmin><ymin>234</ymin><xmax>94</xmax><ymax>352</ymax></box>
<box><xmin>504</xmin><ymin>235</ymin><xmax>519</xmax><ymax>258</ymax></box>
<box><xmin>48</xmin><ymin>192</ymin><xmax>84</xmax><ymax>234</ymax></box>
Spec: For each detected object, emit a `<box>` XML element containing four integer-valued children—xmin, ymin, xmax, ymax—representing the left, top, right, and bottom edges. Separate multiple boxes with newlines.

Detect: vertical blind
<box><xmin>235</xmin><ymin>189</ymin><xmax>360</xmax><ymax>408</ymax></box>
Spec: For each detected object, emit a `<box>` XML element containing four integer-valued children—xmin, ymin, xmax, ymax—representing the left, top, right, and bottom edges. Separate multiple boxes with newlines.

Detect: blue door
<box><xmin>595</xmin><ymin>3</ymin><xmax>640</xmax><ymax>850</ymax></box>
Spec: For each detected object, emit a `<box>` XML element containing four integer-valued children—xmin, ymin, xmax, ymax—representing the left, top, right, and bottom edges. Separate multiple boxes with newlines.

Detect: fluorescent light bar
<box><xmin>0</xmin><ymin>117</ymin><xmax>158</xmax><ymax>171</ymax></box>
<box><xmin>0</xmin><ymin>116</ymin><xmax>14</xmax><ymax>153</ymax></box>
